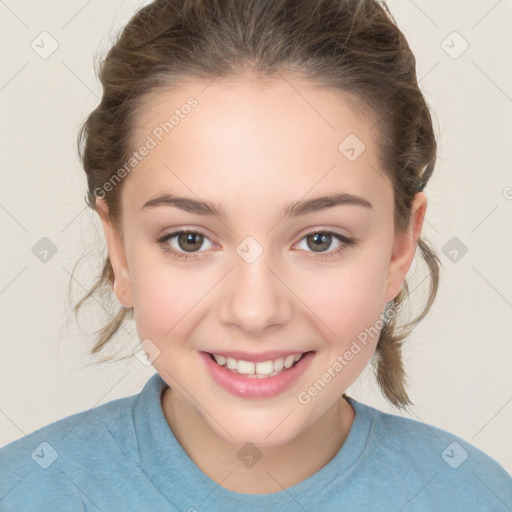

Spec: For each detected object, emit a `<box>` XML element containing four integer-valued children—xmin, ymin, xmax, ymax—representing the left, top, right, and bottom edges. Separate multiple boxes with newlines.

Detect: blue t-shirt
<box><xmin>1</xmin><ymin>372</ymin><xmax>511</xmax><ymax>511</ymax></box>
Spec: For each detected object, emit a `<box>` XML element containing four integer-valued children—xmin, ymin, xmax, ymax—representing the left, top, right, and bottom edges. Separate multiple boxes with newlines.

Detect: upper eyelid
<box><xmin>160</xmin><ymin>227</ymin><xmax>352</xmax><ymax>249</ymax></box>
<box><xmin>160</xmin><ymin>227</ymin><xmax>215</xmax><ymax>242</ymax></box>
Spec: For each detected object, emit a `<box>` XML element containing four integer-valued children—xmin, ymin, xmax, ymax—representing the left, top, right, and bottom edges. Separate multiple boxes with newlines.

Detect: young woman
<box><xmin>1</xmin><ymin>0</ymin><xmax>511</xmax><ymax>510</ymax></box>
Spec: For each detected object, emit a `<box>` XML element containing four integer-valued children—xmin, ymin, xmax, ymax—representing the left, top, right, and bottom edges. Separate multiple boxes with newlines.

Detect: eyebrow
<box><xmin>141</xmin><ymin>192</ymin><xmax>373</xmax><ymax>218</ymax></box>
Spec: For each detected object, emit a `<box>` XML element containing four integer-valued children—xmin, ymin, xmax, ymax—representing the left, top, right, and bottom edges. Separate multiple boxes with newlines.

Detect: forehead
<box><xmin>123</xmin><ymin>76</ymin><xmax>391</xmax><ymax>215</ymax></box>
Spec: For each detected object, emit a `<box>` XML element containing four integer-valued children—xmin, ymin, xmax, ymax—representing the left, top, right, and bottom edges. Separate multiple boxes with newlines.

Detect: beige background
<box><xmin>1</xmin><ymin>0</ymin><xmax>511</xmax><ymax>474</ymax></box>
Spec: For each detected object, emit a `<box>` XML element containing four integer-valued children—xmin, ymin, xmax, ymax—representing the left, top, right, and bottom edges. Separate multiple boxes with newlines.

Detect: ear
<box><xmin>95</xmin><ymin>197</ymin><xmax>133</xmax><ymax>308</ymax></box>
<box><xmin>384</xmin><ymin>192</ymin><xmax>427</xmax><ymax>303</ymax></box>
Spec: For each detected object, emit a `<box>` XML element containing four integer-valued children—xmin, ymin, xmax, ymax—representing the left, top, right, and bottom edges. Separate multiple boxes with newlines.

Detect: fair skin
<box><xmin>96</xmin><ymin>76</ymin><xmax>426</xmax><ymax>494</ymax></box>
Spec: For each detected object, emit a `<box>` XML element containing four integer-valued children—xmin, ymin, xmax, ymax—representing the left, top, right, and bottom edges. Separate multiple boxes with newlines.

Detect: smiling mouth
<box><xmin>207</xmin><ymin>351</ymin><xmax>314</xmax><ymax>379</ymax></box>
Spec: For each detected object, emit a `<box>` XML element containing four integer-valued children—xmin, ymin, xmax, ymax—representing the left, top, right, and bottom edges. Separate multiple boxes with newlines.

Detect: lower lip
<box><xmin>199</xmin><ymin>351</ymin><xmax>315</xmax><ymax>399</ymax></box>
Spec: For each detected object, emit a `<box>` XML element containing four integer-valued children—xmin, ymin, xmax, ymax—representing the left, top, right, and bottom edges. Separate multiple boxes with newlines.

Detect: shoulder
<box><xmin>0</xmin><ymin>391</ymin><xmax>138</xmax><ymax>464</ymax></box>
<box><xmin>0</xmin><ymin>392</ymin><xmax>139</xmax><ymax>511</ymax></box>
<box><xmin>350</xmin><ymin>398</ymin><xmax>512</xmax><ymax>510</ymax></box>
<box><xmin>372</xmin><ymin>403</ymin><xmax>509</xmax><ymax>477</ymax></box>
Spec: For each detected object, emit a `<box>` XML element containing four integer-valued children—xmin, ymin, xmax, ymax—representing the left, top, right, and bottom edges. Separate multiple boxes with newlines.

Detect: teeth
<box><xmin>273</xmin><ymin>358</ymin><xmax>284</xmax><ymax>372</ymax></box>
<box><xmin>284</xmin><ymin>355</ymin><xmax>295</xmax><ymax>368</ymax></box>
<box><xmin>226</xmin><ymin>357</ymin><xmax>237</xmax><ymax>370</ymax></box>
<box><xmin>212</xmin><ymin>352</ymin><xmax>305</xmax><ymax>378</ymax></box>
<box><xmin>255</xmin><ymin>360</ymin><xmax>274</xmax><ymax>375</ymax></box>
<box><xmin>237</xmin><ymin>360</ymin><xmax>255</xmax><ymax>374</ymax></box>
<box><xmin>214</xmin><ymin>354</ymin><xmax>226</xmax><ymax>366</ymax></box>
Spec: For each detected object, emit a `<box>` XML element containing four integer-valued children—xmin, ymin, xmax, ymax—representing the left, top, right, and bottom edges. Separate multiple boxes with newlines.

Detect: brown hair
<box><xmin>74</xmin><ymin>0</ymin><xmax>440</xmax><ymax>409</ymax></box>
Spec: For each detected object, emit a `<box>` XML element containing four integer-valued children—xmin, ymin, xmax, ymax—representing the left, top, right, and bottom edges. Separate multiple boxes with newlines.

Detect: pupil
<box><xmin>179</xmin><ymin>232</ymin><xmax>203</xmax><ymax>252</ymax></box>
<box><xmin>308</xmin><ymin>233</ymin><xmax>331</xmax><ymax>252</ymax></box>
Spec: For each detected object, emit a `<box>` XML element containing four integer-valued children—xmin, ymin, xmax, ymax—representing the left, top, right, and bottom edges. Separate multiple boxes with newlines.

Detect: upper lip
<box><xmin>202</xmin><ymin>350</ymin><xmax>312</xmax><ymax>363</ymax></box>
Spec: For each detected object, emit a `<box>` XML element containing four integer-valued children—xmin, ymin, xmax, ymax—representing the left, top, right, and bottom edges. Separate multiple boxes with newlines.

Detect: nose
<box><xmin>217</xmin><ymin>254</ymin><xmax>294</xmax><ymax>335</ymax></box>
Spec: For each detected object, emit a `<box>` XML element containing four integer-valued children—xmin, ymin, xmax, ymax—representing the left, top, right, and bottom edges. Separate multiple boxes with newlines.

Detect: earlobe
<box><xmin>95</xmin><ymin>197</ymin><xmax>134</xmax><ymax>308</ymax></box>
<box><xmin>384</xmin><ymin>192</ymin><xmax>427</xmax><ymax>303</ymax></box>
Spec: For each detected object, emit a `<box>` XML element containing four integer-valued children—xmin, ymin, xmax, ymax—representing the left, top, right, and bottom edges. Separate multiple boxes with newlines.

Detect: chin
<box><xmin>208</xmin><ymin>414</ymin><xmax>302</xmax><ymax>448</ymax></box>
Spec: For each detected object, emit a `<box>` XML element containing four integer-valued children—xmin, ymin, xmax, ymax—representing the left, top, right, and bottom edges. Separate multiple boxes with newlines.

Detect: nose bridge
<box><xmin>218</xmin><ymin>247</ymin><xmax>294</xmax><ymax>334</ymax></box>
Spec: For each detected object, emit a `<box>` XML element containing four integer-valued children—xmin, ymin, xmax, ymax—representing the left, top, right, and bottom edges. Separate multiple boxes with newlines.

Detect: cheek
<box><xmin>128</xmin><ymin>235</ymin><xmax>390</xmax><ymax>354</ymax></box>
<box><xmin>129</xmin><ymin>251</ymin><xmax>210</xmax><ymax>340</ymax></box>
<box><xmin>309</xmin><ymin>254</ymin><xmax>388</xmax><ymax>332</ymax></box>
<box><xmin>302</xmin><ymin>252</ymin><xmax>389</xmax><ymax>377</ymax></box>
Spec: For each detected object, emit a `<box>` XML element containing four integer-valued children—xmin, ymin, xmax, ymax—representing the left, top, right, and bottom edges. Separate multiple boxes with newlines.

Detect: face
<box><xmin>97</xmin><ymin>76</ymin><xmax>425</xmax><ymax>448</ymax></box>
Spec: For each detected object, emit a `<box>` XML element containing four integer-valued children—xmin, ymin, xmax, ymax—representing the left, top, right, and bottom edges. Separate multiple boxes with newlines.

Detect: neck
<box><xmin>161</xmin><ymin>388</ymin><xmax>355</xmax><ymax>495</ymax></box>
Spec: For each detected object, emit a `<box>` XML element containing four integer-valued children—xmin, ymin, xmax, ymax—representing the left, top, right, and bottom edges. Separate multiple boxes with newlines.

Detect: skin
<box><xmin>96</xmin><ymin>75</ymin><xmax>426</xmax><ymax>494</ymax></box>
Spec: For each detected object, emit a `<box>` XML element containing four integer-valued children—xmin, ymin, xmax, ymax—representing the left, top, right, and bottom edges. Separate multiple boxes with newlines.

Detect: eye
<box><xmin>156</xmin><ymin>228</ymin><xmax>356</xmax><ymax>262</ymax></box>
<box><xmin>157</xmin><ymin>229</ymin><xmax>214</xmax><ymax>261</ymax></box>
<box><xmin>294</xmin><ymin>230</ymin><xmax>356</xmax><ymax>259</ymax></box>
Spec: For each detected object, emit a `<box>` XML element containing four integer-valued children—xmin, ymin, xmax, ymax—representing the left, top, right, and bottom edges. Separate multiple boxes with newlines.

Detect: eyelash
<box><xmin>156</xmin><ymin>228</ymin><xmax>356</xmax><ymax>262</ymax></box>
